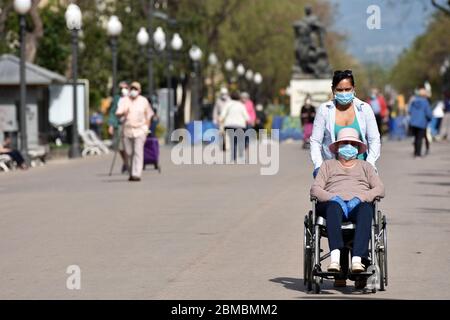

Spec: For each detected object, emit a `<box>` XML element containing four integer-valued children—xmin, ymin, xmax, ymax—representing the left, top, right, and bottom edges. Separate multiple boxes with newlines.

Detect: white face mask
<box><xmin>130</xmin><ymin>89</ymin><xmax>139</xmax><ymax>98</ymax></box>
<box><xmin>121</xmin><ymin>88</ymin><xmax>129</xmax><ymax>97</ymax></box>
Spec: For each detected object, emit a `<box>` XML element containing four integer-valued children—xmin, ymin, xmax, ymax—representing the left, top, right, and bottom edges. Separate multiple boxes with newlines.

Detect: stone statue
<box><xmin>293</xmin><ymin>6</ymin><xmax>332</xmax><ymax>78</ymax></box>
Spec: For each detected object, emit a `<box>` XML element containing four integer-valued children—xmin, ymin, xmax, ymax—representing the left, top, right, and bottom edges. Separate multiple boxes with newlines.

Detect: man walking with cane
<box><xmin>116</xmin><ymin>82</ymin><xmax>154</xmax><ymax>182</ymax></box>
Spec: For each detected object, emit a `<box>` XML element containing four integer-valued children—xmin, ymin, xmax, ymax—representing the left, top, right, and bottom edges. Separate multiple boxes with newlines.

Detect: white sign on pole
<box><xmin>26</xmin><ymin>104</ymin><xmax>38</xmax><ymax>146</ymax></box>
<box><xmin>0</xmin><ymin>104</ymin><xmax>18</xmax><ymax>132</ymax></box>
<box><xmin>290</xmin><ymin>79</ymin><xmax>332</xmax><ymax>117</ymax></box>
<box><xmin>49</xmin><ymin>80</ymin><xmax>89</xmax><ymax>134</ymax></box>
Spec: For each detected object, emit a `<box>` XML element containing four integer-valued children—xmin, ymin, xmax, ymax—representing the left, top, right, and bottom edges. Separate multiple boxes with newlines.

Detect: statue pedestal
<box><xmin>290</xmin><ymin>77</ymin><xmax>332</xmax><ymax>117</ymax></box>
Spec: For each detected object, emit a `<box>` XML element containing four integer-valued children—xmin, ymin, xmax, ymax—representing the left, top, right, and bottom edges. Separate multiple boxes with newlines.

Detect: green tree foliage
<box><xmin>390</xmin><ymin>12</ymin><xmax>450</xmax><ymax>98</ymax></box>
<box><xmin>205</xmin><ymin>0</ymin><xmax>331</xmax><ymax>101</ymax></box>
<box><xmin>1</xmin><ymin>0</ymin><xmax>369</xmax><ymax>113</ymax></box>
<box><xmin>35</xmin><ymin>2</ymin><xmax>70</xmax><ymax>75</ymax></box>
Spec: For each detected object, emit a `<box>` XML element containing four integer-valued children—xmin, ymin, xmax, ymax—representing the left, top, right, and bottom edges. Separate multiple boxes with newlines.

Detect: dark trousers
<box><xmin>411</xmin><ymin>126</ymin><xmax>426</xmax><ymax>157</ymax></box>
<box><xmin>375</xmin><ymin>114</ymin><xmax>383</xmax><ymax>136</ymax></box>
<box><xmin>225</xmin><ymin>127</ymin><xmax>245</xmax><ymax>161</ymax></box>
<box><xmin>316</xmin><ymin>201</ymin><xmax>373</xmax><ymax>258</ymax></box>
<box><xmin>1</xmin><ymin>150</ymin><xmax>25</xmax><ymax>166</ymax></box>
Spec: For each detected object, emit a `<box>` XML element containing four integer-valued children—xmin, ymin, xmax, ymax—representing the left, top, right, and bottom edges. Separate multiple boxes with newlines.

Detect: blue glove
<box><xmin>346</xmin><ymin>197</ymin><xmax>361</xmax><ymax>213</ymax></box>
<box><xmin>313</xmin><ymin>167</ymin><xmax>320</xmax><ymax>179</ymax></box>
<box><xmin>331</xmin><ymin>196</ymin><xmax>349</xmax><ymax>218</ymax></box>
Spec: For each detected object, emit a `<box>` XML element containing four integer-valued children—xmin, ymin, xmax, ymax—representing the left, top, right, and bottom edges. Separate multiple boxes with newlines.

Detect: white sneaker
<box><xmin>351</xmin><ymin>261</ymin><xmax>365</xmax><ymax>273</ymax></box>
<box><xmin>327</xmin><ymin>262</ymin><xmax>341</xmax><ymax>272</ymax></box>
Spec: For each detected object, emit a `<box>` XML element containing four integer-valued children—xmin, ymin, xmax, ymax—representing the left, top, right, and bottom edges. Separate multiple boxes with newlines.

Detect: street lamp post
<box><xmin>65</xmin><ymin>3</ymin><xmax>82</xmax><ymax>158</ymax></box>
<box><xmin>147</xmin><ymin>0</ymin><xmax>154</xmax><ymax>101</ymax></box>
<box><xmin>14</xmin><ymin>0</ymin><xmax>32</xmax><ymax>164</ymax></box>
<box><xmin>245</xmin><ymin>69</ymin><xmax>254</xmax><ymax>95</ymax></box>
<box><xmin>224</xmin><ymin>59</ymin><xmax>234</xmax><ymax>86</ymax></box>
<box><xmin>236</xmin><ymin>63</ymin><xmax>245</xmax><ymax>91</ymax></box>
<box><xmin>137</xmin><ymin>1</ymin><xmax>157</xmax><ymax>101</ymax></box>
<box><xmin>440</xmin><ymin>57</ymin><xmax>450</xmax><ymax>94</ymax></box>
<box><xmin>153</xmin><ymin>27</ymin><xmax>166</xmax><ymax>141</ymax></box>
<box><xmin>254</xmin><ymin>72</ymin><xmax>263</xmax><ymax>104</ymax></box>
<box><xmin>208</xmin><ymin>53</ymin><xmax>218</xmax><ymax>104</ymax></box>
<box><xmin>189</xmin><ymin>45</ymin><xmax>203</xmax><ymax>121</ymax></box>
<box><xmin>167</xmin><ymin>33</ymin><xmax>183</xmax><ymax>143</ymax></box>
<box><xmin>153</xmin><ymin>27</ymin><xmax>183</xmax><ymax>144</ymax></box>
<box><xmin>107</xmin><ymin>16</ymin><xmax>123</xmax><ymax>100</ymax></box>
<box><xmin>137</xmin><ymin>26</ymin><xmax>151</xmax><ymax>97</ymax></box>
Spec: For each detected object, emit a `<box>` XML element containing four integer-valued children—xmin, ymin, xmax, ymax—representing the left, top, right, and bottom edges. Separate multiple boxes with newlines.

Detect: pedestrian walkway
<box><xmin>0</xmin><ymin>140</ymin><xmax>449</xmax><ymax>299</ymax></box>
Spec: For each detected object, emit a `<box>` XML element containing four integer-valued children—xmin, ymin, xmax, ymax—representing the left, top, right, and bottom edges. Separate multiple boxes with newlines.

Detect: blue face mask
<box><xmin>335</xmin><ymin>92</ymin><xmax>355</xmax><ymax>105</ymax></box>
<box><xmin>338</xmin><ymin>144</ymin><xmax>359</xmax><ymax>160</ymax></box>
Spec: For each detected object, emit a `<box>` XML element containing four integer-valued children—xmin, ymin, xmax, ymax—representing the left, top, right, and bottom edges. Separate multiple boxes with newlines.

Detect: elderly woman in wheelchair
<box><xmin>308</xmin><ymin>127</ymin><xmax>385</xmax><ymax>290</ymax></box>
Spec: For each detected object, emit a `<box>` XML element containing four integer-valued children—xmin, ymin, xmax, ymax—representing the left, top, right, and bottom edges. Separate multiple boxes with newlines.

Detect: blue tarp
<box><xmin>389</xmin><ymin>116</ymin><xmax>408</xmax><ymax>140</ymax></box>
<box><xmin>272</xmin><ymin>116</ymin><xmax>302</xmax><ymax>141</ymax></box>
<box><xmin>271</xmin><ymin>116</ymin><xmax>284</xmax><ymax>131</ymax></box>
<box><xmin>186</xmin><ymin>121</ymin><xmax>219</xmax><ymax>144</ymax></box>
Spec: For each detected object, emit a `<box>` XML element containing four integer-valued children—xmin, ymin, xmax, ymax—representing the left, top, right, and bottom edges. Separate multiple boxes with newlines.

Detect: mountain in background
<box><xmin>328</xmin><ymin>0</ymin><xmax>436</xmax><ymax>66</ymax></box>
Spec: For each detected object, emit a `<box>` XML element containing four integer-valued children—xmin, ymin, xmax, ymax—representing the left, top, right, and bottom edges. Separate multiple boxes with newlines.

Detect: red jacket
<box><xmin>366</xmin><ymin>95</ymin><xmax>388</xmax><ymax>118</ymax></box>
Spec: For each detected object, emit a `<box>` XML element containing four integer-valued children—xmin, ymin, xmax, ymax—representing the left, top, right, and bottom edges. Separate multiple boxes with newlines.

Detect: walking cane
<box><xmin>129</xmin><ymin>137</ymin><xmax>135</xmax><ymax>179</ymax></box>
<box><xmin>108</xmin><ymin>122</ymin><xmax>123</xmax><ymax>176</ymax></box>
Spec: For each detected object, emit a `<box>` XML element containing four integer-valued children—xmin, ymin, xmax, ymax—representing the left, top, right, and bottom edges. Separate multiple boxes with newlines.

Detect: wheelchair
<box><xmin>303</xmin><ymin>196</ymin><xmax>388</xmax><ymax>293</ymax></box>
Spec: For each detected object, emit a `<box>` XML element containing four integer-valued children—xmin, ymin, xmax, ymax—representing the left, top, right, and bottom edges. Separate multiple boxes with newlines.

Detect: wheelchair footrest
<box><xmin>314</xmin><ymin>269</ymin><xmax>375</xmax><ymax>280</ymax></box>
<box><xmin>347</xmin><ymin>270</ymin><xmax>375</xmax><ymax>281</ymax></box>
<box><xmin>313</xmin><ymin>271</ymin><xmax>345</xmax><ymax>279</ymax></box>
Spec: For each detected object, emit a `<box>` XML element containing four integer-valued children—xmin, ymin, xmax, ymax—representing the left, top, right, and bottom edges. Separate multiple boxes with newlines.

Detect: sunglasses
<box><xmin>334</xmin><ymin>69</ymin><xmax>353</xmax><ymax>76</ymax></box>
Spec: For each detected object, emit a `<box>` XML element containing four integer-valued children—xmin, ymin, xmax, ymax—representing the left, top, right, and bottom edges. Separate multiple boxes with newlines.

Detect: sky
<box><xmin>327</xmin><ymin>0</ymin><xmax>437</xmax><ymax>66</ymax></box>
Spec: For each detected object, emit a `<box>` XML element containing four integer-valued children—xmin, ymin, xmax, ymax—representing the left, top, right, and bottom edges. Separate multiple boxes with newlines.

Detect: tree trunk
<box><xmin>0</xmin><ymin>2</ymin><xmax>13</xmax><ymax>36</ymax></box>
<box><xmin>431</xmin><ymin>0</ymin><xmax>450</xmax><ymax>15</ymax></box>
<box><xmin>25</xmin><ymin>0</ymin><xmax>43</xmax><ymax>62</ymax></box>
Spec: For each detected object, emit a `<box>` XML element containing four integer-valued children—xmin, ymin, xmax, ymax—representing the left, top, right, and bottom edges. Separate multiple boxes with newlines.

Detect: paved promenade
<box><xmin>0</xmin><ymin>139</ymin><xmax>449</xmax><ymax>299</ymax></box>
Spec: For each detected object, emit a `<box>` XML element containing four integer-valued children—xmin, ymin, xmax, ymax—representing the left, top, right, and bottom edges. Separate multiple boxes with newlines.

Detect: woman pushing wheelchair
<box><xmin>309</xmin><ymin>70</ymin><xmax>382</xmax><ymax>288</ymax></box>
<box><xmin>310</xmin><ymin>127</ymin><xmax>385</xmax><ymax>275</ymax></box>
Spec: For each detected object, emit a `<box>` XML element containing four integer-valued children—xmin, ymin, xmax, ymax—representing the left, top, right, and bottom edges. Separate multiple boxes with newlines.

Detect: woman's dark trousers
<box><xmin>316</xmin><ymin>201</ymin><xmax>373</xmax><ymax>259</ymax></box>
<box><xmin>411</xmin><ymin>126</ymin><xmax>425</xmax><ymax>157</ymax></box>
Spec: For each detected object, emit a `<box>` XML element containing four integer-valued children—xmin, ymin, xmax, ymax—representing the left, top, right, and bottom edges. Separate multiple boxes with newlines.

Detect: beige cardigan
<box><xmin>310</xmin><ymin>159</ymin><xmax>385</xmax><ymax>202</ymax></box>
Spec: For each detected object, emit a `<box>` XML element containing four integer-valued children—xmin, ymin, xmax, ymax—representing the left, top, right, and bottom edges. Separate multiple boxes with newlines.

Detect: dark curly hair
<box><xmin>332</xmin><ymin>70</ymin><xmax>355</xmax><ymax>89</ymax></box>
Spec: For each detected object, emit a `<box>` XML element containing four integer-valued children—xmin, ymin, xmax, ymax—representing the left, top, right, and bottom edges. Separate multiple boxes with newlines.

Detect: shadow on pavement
<box><xmin>416</xmin><ymin>181</ymin><xmax>450</xmax><ymax>187</ymax></box>
<box><xmin>101</xmin><ymin>179</ymin><xmax>130</xmax><ymax>183</ymax></box>
<box><xmin>96</xmin><ymin>173</ymin><xmax>125</xmax><ymax>177</ymax></box>
<box><xmin>416</xmin><ymin>194</ymin><xmax>450</xmax><ymax>198</ymax></box>
<box><xmin>410</xmin><ymin>173</ymin><xmax>450</xmax><ymax>177</ymax></box>
<box><xmin>417</xmin><ymin>208</ymin><xmax>450</xmax><ymax>214</ymax></box>
<box><xmin>269</xmin><ymin>277</ymin><xmax>354</xmax><ymax>295</ymax></box>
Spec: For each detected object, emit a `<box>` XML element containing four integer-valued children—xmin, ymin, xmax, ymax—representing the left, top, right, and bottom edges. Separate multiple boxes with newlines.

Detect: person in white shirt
<box><xmin>220</xmin><ymin>91</ymin><xmax>250</xmax><ymax>161</ymax></box>
<box><xmin>213</xmin><ymin>87</ymin><xmax>231</xmax><ymax>151</ymax></box>
<box><xmin>116</xmin><ymin>81</ymin><xmax>154</xmax><ymax>182</ymax></box>
<box><xmin>213</xmin><ymin>87</ymin><xmax>231</xmax><ymax>128</ymax></box>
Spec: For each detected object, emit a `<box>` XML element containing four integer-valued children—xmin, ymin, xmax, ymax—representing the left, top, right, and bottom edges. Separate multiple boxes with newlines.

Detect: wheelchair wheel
<box><xmin>306</xmin><ymin>241</ymin><xmax>315</xmax><ymax>292</ymax></box>
<box><xmin>379</xmin><ymin>251</ymin><xmax>385</xmax><ymax>291</ymax></box>
<box><xmin>303</xmin><ymin>216</ymin><xmax>310</xmax><ymax>286</ymax></box>
<box><xmin>314</xmin><ymin>276</ymin><xmax>321</xmax><ymax>294</ymax></box>
<box><xmin>304</xmin><ymin>214</ymin><xmax>314</xmax><ymax>292</ymax></box>
<box><xmin>373</xmin><ymin>215</ymin><xmax>388</xmax><ymax>291</ymax></box>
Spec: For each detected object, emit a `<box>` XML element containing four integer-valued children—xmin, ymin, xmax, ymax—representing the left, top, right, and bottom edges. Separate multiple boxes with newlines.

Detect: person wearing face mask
<box><xmin>310</xmin><ymin>70</ymin><xmax>381</xmax><ymax>288</ymax></box>
<box><xmin>109</xmin><ymin>81</ymin><xmax>130</xmax><ymax>174</ymax></box>
<box><xmin>300</xmin><ymin>94</ymin><xmax>316</xmax><ymax>149</ymax></box>
<box><xmin>116</xmin><ymin>81</ymin><xmax>154</xmax><ymax>182</ymax></box>
<box><xmin>367</xmin><ymin>88</ymin><xmax>388</xmax><ymax>138</ymax></box>
<box><xmin>310</xmin><ymin>127</ymin><xmax>385</xmax><ymax>288</ymax></box>
<box><xmin>213</xmin><ymin>87</ymin><xmax>231</xmax><ymax>151</ymax></box>
<box><xmin>310</xmin><ymin>70</ymin><xmax>381</xmax><ymax>178</ymax></box>
<box><xmin>408</xmin><ymin>87</ymin><xmax>433</xmax><ymax>158</ymax></box>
